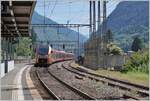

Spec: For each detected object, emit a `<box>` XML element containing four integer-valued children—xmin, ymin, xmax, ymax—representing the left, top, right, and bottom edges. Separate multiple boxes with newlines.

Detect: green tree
<box><xmin>131</xmin><ymin>37</ymin><xmax>144</xmax><ymax>52</ymax></box>
<box><xmin>16</xmin><ymin>38</ymin><xmax>32</xmax><ymax>56</ymax></box>
<box><xmin>31</xmin><ymin>28</ymin><xmax>37</xmax><ymax>44</ymax></box>
<box><xmin>105</xmin><ymin>29</ymin><xmax>113</xmax><ymax>43</ymax></box>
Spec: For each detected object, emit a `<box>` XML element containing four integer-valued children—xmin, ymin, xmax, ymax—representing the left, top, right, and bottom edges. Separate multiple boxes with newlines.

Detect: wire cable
<box><xmin>49</xmin><ymin>0</ymin><xmax>58</xmax><ymax>18</ymax></box>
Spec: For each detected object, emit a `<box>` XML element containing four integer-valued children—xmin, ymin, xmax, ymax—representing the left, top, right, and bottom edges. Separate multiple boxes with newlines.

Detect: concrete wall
<box><xmin>104</xmin><ymin>55</ymin><xmax>126</xmax><ymax>70</ymax></box>
<box><xmin>84</xmin><ymin>37</ymin><xmax>127</xmax><ymax>71</ymax></box>
<box><xmin>84</xmin><ymin>55</ymin><xmax>126</xmax><ymax>70</ymax></box>
<box><xmin>1</xmin><ymin>60</ymin><xmax>14</xmax><ymax>78</ymax></box>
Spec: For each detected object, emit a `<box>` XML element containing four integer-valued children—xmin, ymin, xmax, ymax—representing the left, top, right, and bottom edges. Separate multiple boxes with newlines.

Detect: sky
<box><xmin>34</xmin><ymin>0</ymin><xmax>121</xmax><ymax>38</ymax></box>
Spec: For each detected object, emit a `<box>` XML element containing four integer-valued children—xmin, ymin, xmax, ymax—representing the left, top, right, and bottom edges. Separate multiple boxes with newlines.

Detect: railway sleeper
<box><xmin>48</xmin><ymin>70</ymin><xmax>96</xmax><ymax>100</ymax></box>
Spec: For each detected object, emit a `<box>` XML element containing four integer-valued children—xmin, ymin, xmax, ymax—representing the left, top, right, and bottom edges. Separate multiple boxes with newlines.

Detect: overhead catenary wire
<box><xmin>43</xmin><ymin>0</ymin><xmax>49</xmax><ymax>43</ymax></box>
<box><xmin>36</xmin><ymin>0</ymin><xmax>81</xmax><ymax>7</ymax></box>
<box><xmin>36</xmin><ymin>0</ymin><xmax>92</xmax><ymax>27</ymax></box>
<box><xmin>49</xmin><ymin>0</ymin><xmax>58</xmax><ymax>18</ymax></box>
<box><xmin>36</xmin><ymin>0</ymin><xmax>119</xmax><ymax>23</ymax></box>
<box><xmin>70</xmin><ymin>1</ymin><xmax>88</xmax><ymax>23</ymax></box>
<box><xmin>36</xmin><ymin>0</ymin><xmax>119</xmax><ymax>44</ymax></box>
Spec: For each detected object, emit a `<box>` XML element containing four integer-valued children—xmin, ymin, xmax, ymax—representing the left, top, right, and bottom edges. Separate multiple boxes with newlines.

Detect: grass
<box><xmin>71</xmin><ymin>62</ymin><xmax>149</xmax><ymax>86</ymax></box>
<box><xmin>93</xmin><ymin>69</ymin><xmax>149</xmax><ymax>86</ymax></box>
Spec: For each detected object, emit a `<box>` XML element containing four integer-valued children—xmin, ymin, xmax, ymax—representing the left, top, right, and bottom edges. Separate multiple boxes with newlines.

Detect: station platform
<box><xmin>1</xmin><ymin>63</ymin><xmax>42</xmax><ymax>100</ymax></box>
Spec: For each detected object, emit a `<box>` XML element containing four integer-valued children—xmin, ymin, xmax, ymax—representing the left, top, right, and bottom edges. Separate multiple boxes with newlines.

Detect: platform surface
<box><xmin>1</xmin><ymin>63</ymin><xmax>42</xmax><ymax>100</ymax></box>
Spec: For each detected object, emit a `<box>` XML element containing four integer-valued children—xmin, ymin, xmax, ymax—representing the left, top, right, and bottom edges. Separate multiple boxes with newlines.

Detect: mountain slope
<box><xmin>31</xmin><ymin>12</ymin><xmax>87</xmax><ymax>42</ymax></box>
<box><xmin>106</xmin><ymin>1</ymin><xmax>149</xmax><ymax>51</ymax></box>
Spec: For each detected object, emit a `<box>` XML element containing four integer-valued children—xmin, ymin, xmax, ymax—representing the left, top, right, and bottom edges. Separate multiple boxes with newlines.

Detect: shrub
<box><xmin>16</xmin><ymin>38</ymin><xmax>32</xmax><ymax>56</ymax></box>
<box><xmin>123</xmin><ymin>51</ymin><xmax>149</xmax><ymax>74</ymax></box>
<box><xmin>131</xmin><ymin>37</ymin><xmax>144</xmax><ymax>52</ymax></box>
<box><xmin>105</xmin><ymin>42</ymin><xmax>123</xmax><ymax>55</ymax></box>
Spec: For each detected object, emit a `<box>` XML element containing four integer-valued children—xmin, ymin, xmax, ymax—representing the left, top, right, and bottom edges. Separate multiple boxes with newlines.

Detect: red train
<box><xmin>34</xmin><ymin>45</ymin><xmax>74</xmax><ymax>67</ymax></box>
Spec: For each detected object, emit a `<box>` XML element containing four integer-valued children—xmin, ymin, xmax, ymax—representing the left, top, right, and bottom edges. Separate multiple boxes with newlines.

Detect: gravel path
<box><xmin>48</xmin><ymin>62</ymin><xmax>124</xmax><ymax>99</ymax></box>
<box><xmin>30</xmin><ymin>66</ymin><xmax>53</xmax><ymax>100</ymax></box>
<box><xmin>37</xmin><ymin>67</ymin><xmax>86</xmax><ymax>100</ymax></box>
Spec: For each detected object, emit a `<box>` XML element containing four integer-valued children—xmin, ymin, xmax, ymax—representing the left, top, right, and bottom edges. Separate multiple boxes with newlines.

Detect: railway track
<box><xmin>36</xmin><ymin>69</ymin><xmax>59</xmax><ymax>100</ymax></box>
<box><xmin>35</xmin><ymin>67</ymin><xmax>96</xmax><ymax>100</ymax></box>
<box><xmin>62</xmin><ymin>61</ymin><xmax>149</xmax><ymax>100</ymax></box>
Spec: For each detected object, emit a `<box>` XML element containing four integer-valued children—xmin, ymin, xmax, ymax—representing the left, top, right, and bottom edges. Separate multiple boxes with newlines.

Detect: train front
<box><xmin>35</xmin><ymin>45</ymin><xmax>51</xmax><ymax>67</ymax></box>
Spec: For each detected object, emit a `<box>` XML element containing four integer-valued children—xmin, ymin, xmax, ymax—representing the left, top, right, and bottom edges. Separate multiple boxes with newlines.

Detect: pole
<box><xmin>103</xmin><ymin>0</ymin><xmax>107</xmax><ymax>37</ymax></box>
<box><xmin>97</xmin><ymin>0</ymin><xmax>101</xmax><ymax>67</ymax></box>
<box><xmin>12</xmin><ymin>37</ymin><xmax>14</xmax><ymax>59</ymax></box>
<box><xmin>103</xmin><ymin>0</ymin><xmax>107</xmax><ymax>68</ymax></box>
<box><xmin>89</xmin><ymin>1</ymin><xmax>92</xmax><ymax>38</ymax></box>
<box><xmin>8</xmin><ymin>38</ymin><xmax>10</xmax><ymax>60</ymax></box>
<box><xmin>5</xmin><ymin>37</ymin><xmax>8</xmax><ymax>73</ymax></box>
<box><xmin>10</xmin><ymin>37</ymin><xmax>12</xmax><ymax>60</ymax></box>
<box><xmin>98</xmin><ymin>0</ymin><xmax>100</xmax><ymax>29</ymax></box>
<box><xmin>93</xmin><ymin>1</ymin><xmax>96</xmax><ymax>38</ymax></box>
<box><xmin>77</xmin><ymin>26</ymin><xmax>80</xmax><ymax>57</ymax></box>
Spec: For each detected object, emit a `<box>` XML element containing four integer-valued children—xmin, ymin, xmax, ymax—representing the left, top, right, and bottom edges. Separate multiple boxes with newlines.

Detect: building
<box><xmin>1</xmin><ymin>1</ymin><xmax>36</xmax><ymax>77</ymax></box>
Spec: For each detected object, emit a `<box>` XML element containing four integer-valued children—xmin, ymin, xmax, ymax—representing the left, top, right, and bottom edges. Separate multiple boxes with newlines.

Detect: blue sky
<box><xmin>34</xmin><ymin>0</ymin><xmax>121</xmax><ymax>38</ymax></box>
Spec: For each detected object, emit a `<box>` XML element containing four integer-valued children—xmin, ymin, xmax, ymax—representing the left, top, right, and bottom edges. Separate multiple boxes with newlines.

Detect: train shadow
<box><xmin>34</xmin><ymin>59</ymin><xmax>74</xmax><ymax>68</ymax></box>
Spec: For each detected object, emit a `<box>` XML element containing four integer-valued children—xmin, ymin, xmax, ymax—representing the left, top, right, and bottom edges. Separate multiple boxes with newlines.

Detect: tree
<box><xmin>105</xmin><ymin>29</ymin><xmax>113</xmax><ymax>43</ymax></box>
<box><xmin>131</xmin><ymin>37</ymin><xmax>144</xmax><ymax>52</ymax></box>
<box><xmin>105</xmin><ymin>42</ymin><xmax>123</xmax><ymax>55</ymax></box>
<box><xmin>16</xmin><ymin>38</ymin><xmax>32</xmax><ymax>56</ymax></box>
<box><xmin>31</xmin><ymin>28</ymin><xmax>37</xmax><ymax>44</ymax></box>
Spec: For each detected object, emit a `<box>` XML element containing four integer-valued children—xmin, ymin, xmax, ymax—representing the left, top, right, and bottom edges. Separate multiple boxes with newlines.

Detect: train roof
<box><xmin>52</xmin><ymin>50</ymin><xmax>74</xmax><ymax>55</ymax></box>
<box><xmin>36</xmin><ymin>44</ymin><xmax>74</xmax><ymax>55</ymax></box>
<box><xmin>52</xmin><ymin>50</ymin><xmax>65</xmax><ymax>53</ymax></box>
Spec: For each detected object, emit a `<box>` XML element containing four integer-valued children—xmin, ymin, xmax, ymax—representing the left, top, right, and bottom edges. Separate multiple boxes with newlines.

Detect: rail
<box><xmin>61</xmin><ymin>61</ymin><xmax>149</xmax><ymax>100</ymax></box>
<box><xmin>36</xmin><ymin>70</ymin><xmax>60</xmax><ymax>100</ymax></box>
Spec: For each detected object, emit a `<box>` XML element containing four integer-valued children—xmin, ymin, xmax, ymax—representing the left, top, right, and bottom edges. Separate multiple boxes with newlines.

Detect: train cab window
<box><xmin>38</xmin><ymin>47</ymin><xmax>48</xmax><ymax>55</ymax></box>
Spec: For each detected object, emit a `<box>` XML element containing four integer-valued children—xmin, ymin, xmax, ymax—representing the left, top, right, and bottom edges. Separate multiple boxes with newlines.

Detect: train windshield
<box><xmin>38</xmin><ymin>47</ymin><xmax>49</xmax><ymax>55</ymax></box>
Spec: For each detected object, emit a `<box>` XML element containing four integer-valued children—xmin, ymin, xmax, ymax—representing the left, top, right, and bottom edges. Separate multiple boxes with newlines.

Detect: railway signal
<box><xmin>63</xmin><ymin>44</ymin><xmax>65</xmax><ymax>50</ymax></box>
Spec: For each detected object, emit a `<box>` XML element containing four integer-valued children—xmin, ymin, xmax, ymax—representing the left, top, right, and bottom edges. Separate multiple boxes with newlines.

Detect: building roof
<box><xmin>1</xmin><ymin>1</ymin><xmax>36</xmax><ymax>37</ymax></box>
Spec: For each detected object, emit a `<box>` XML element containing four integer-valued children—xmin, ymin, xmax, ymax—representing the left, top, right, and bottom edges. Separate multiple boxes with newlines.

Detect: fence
<box><xmin>14</xmin><ymin>56</ymin><xmax>32</xmax><ymax>64</ymax></box>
